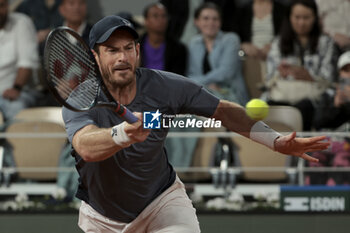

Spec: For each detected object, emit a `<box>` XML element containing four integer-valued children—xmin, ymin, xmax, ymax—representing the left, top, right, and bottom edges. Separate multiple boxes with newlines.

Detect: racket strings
<box><xmin>49</xmin><ymin>50</ymin><xmax>97</xmax><ymax>108</ymax></box>
<box><xmin>51</xmin><ymin>32</ymin><xmax>96</xmax><ymax>71</ymax></box>
<box><xmin>48</xmin><ymin>30</ymin><xmax>100</xmax><ymax>109</ymax></box>
<box><xmin>49</xmin><ymin>50</ymin><xmax>96</xmax><ymax>100</ymax></box>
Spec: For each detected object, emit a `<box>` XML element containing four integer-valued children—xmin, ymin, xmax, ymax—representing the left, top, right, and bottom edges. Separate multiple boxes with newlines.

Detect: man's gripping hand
<box><xmin>111</xmin><ymin>112</ymin><xmax>150</xmax><ymax>147</ymax></box>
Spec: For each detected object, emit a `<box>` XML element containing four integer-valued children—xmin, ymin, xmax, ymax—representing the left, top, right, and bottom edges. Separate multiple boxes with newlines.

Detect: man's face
<box><xmin>59</xmin><ymin>0</ymin><xmax>87</xmax><ymax>25</ymax></box>
<box><xmin>144</xmin><ymin>5</ymin><xmax>168</xmax><ymax>34</ymax></box>
<box><xmin>340</xmin><ymin>64</ymin><xmax>350</xmax><ymax>79</ymax></box>
<box><xmin>93</xmin><ymin>29</ymin><xmax>139</xmax><ymax>90</ymax></box>
<box><xmin>0</xmin><ymin>0</ymin><xmax>8</xmax><ymax>29</ymax></box>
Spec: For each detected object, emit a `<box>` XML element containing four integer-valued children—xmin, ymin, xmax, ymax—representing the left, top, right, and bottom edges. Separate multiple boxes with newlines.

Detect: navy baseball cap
<box><xmin>89</xmin><ymin>15</ymin><xmax>139</xmax><ymax>49</ymax></box>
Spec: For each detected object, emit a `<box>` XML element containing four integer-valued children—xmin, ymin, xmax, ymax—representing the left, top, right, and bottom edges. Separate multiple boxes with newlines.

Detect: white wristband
<box><xmin>111</xmin><ymin>122</ymin><xmax>131</xmax><ymax>148</ymax></box>
<box><xmin>249</xmin><ymin>121</ymin><xmax>282</xmax><ymax>150</ymax></box>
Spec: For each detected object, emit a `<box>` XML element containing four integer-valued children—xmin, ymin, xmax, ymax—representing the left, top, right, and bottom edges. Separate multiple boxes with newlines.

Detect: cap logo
<box><xmin>122</xmin><ymin>19</ymin><xmax>132</xmax><ymax>27</ymax></box>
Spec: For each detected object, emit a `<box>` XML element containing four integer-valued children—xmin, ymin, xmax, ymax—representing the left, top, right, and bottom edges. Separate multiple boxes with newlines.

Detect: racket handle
<box><xmin>117</xmin><ymin>105</ymin><xmax>138</xmax><ymax>124</ymax></box>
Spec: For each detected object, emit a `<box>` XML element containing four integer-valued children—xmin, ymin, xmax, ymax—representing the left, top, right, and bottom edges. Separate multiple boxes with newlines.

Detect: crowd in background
<box><xmin>1</xmin><ymin>0</ymin><xmax>349</xmax><ymax>130</ymax></box>
<box><xmin>1</xmin><ymin>0</ymin><xmax>350</xmax><ymax>193</ymax></box>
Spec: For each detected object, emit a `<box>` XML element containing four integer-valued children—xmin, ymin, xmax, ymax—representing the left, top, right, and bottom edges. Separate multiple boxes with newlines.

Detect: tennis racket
<box><xmin>43</xmin><ymin>26</ymin><xmax>138</xmax><ymax>123</ymax></box>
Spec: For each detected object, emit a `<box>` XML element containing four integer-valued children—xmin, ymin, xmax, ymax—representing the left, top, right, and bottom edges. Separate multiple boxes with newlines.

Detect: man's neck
<box><xmin>109</xmin><ymin>78</ymin><xmax>137</xmax><ymax>106</ymax></box>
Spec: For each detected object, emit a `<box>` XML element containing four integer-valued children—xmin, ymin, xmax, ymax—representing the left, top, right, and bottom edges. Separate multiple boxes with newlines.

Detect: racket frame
<box><xmin>44</xmin><ymin>27</ymin><xmax>138</xmax><ymax>123</ymax></box>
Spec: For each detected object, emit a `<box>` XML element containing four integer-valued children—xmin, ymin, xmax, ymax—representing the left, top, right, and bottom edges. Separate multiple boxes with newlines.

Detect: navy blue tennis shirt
<box><xmin>62</xmin><ymin>68</ymin><xmax>220</xmax><ymax>222</ymax></box>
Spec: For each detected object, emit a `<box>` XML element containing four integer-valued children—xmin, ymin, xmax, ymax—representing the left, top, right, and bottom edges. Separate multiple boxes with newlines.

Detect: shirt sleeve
<box><xmin>15</xmin><ymin>14</ymin><xmax>39</xmax><ymax>69</ymax></box>
<box><xmin>62</xmin><ymin>107</ymin><xmax>97</xmax><ymax>143</ymax></box>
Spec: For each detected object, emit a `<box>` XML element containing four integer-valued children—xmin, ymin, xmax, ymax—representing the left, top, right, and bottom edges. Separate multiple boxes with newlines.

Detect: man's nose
<box><xmin>117</xmin><ymin>51</ymin><xmax>127</xmax><ymax>62</ymax></box>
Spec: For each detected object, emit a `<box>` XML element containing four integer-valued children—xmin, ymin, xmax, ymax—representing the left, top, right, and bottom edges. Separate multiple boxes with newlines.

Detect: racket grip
<box><xmin>119</xmin><ymin>106</ymin><xmax>138</xmax><ymax>124</ymax></box>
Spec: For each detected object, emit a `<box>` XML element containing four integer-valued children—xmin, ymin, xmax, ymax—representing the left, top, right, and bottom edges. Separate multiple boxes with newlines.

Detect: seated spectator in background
<box><xmin>139</xmin><ymin>2</ymin><xmax>187</xmax><ymax>76</ymax></box>
<box><xmin>316</xmin><ymin>0</ymin><xmax>350</xmax><ymax>53</ymax></box>
<box><xmin>314</xmin><ymin>51</ymin><xmax>350</xmax><ymax>130</ymax></box>
<box><xmin>334</xmin><ymin>52</ymin><xmax>350</xmax><ymax>109</ymax></box>
<box><xmin>16</xmin><ymin>0</ymin><xmax>63</xmax><ymax>56</ymax></box>
<box><xmin>59</xmin><ymin>0</ymin><xmax>91</xmax><ymax>44</ymax></box>
<box><xmin>264</xmin><ymin>0</ymin><xmax>337</xmax><ymax>130</ymax></box>
<box><xmin>57</xmin><ymin>0</ymin><xmax>92</xmax><ymax>199</ymax></box>
<box><xmin>306</xmin><ymin>139</ymin><xmax>350</xmax><ymax>186</ymax></box>
<box><xmin>187</xmin><ymin>2</ymin><xmax>249</xmax><ymax>105</ymax></box>
<box><xmin>160</xmin><ymin>0</ymin><xmax>238</xmax><ymax>45</ymax></box>
<box><xmin>236</xmin><ymin>0</ymin><xmax>286</xmax><ymax>60</ymax></box>
<box><xmin>310</xmin><ymin>52</ymin><xmax>350</xmax><ymax>186</ymax></box>
<box><xmin>0</xmin><ymin>0</ymin><xmax>39</xmax><ymax>121</ymax></box>
<box><xmin>140</xmin><ymin>2</ymin><xmax>191</xmax><ymax>168</ymax></box>
<box><xmin>37</xmin><ymin>0</ymin><xmax>91</xmax><ymax>107</ymax></box>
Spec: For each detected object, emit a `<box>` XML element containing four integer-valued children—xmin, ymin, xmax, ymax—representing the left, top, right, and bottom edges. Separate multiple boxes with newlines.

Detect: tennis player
<box><xmin>62</xmin><ymin>15</ymin><xmax>330</xmax><ymax>233</ymax></box>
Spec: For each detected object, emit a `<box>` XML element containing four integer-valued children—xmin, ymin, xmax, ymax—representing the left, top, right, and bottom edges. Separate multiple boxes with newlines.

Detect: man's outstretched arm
<box><xmin>211</xmin><ymin>100</ymin><xmax>330</xmax><ymax>162</ymax></box>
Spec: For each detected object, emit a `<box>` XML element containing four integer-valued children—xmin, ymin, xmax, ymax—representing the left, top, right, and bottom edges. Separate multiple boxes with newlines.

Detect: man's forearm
<box><xmin>212</xmin><ymin>100</ymin><xmax>281</xmax><ymax>150</ymax></box>
<box><xmin>13</xmin><ymin>67</ymin><xmax>32</xmax><ymax>88</ymax></box>
<box><xmin>212</xmin><ymin>100</ymin><xmax>255</xmax><ymax>138</ymax></box>
<box><xmin>73</xmin><ymin>124</ymin><xmax>124</xmax><ymax>162</ymax></box>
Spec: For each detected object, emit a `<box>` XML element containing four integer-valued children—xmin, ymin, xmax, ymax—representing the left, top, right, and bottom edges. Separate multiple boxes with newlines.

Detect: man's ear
<box><xmin>135</xmin><ymin>42</ymin><xmax>140</xmax><ymax>60</ymax></box>
<box><xmin>91</xmin><ymin>49</ymin><xmax>100</xmax><ymax>67</ymax></box>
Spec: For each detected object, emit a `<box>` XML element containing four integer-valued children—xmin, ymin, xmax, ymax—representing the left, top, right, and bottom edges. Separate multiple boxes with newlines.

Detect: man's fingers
<box><xmin>284</xmin><ymin>132</ymin><xmax>296</xmax><ymax>142</ymax></box>
<box><xmin>300</xmin><ymin>153</ymin><xmax>319</xmax><ymax>163</ymax></box>
<box><xmin>301</xmin><ymin>135</ymin><xmax>328</xmax><ymax>144</ymax></box>
<box><xmin>302</xmin><ymin>146</ymin><xmax>328</xmax><ymax>153</ymax></box>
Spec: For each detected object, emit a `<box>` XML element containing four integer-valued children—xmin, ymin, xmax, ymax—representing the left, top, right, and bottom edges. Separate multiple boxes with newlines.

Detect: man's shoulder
<box><xmin>8</xmin><ymin>12</ymin><xmax>32</xmax><ymax>24</ymax></box>
<box><xmin>6</xmin><ymin>12</ymin><xmax>34</xmax><ymax>30</ymax></box>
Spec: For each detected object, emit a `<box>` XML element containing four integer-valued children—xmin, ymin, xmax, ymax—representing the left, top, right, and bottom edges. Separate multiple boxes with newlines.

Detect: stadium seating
<box><xmin>6</xmin><ymin>107</ymin><xmax>67</xmax><ymax>180</ymax></box>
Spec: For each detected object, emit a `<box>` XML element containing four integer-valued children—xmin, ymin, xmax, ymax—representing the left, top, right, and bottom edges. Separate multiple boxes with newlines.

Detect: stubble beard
<box><xmin>100</xmin><ymin>63</ymin><xmax>135</xmax><ymax>90</ymax></box>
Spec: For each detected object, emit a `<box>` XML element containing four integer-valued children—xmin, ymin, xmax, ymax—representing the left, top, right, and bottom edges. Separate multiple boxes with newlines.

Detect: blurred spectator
<box><xmin>307</xmin><ymin>52</ymin><xmax>350</xmax><ymax>186</ymax></box>
<box><xmin>306</xmin><ymin>139</ymin><xmax>350</xmax><ymax>186</ymax></box>
<box><xmin>160</xmin><ymin>0</ymin><xmax>238</xmax><ymax>45</ymax></box>
<box><xmin>36</xmin><ymin>0</ymin><xmax>91</xmax><ymax>107</ymax></box>
<box><xmin>236</xmin><ymin>0</ymin><xmax>287</xmax><ymax>60</ymax></box>
<box><xmin>59</xmin><ymin>0</ymin><xmax>91</xmax><ymax>44</ymax></box>
<box><xmin>57</xmin><ymin>0</ymin><xmax>92</xmax><ymax>200</ymax></box>
<box><xmin>16</xmin><ymin>0</ymin><xmax>63</xmax><ymax>56</ymax></box>
<box><xmin>314</xmin><ymin>51</ymin><xmax>350</xmax><ymax>130</ymax></box>
<box><xmin>139</xmin><ymin>2</ymin><xmax>187</xmax><ymax>75</ymax></box>
<box><xmin>0</xmin><ymin>0</ymin><xmax>39</xmax><ymax>121</ymax></box>
<box><xmin>264</xmin><ymin>0</ymin><xmax>337</xmax><ymax>130</ymax></box>
<box><xmin>316</xmin><ymin>0</ymin><xmax>350</xmax><ymax>53</ymax></box>
<box><xmin>334</xmin><ymin>52</ymin><xmax>350</xmax><ymax>108</ymax></box>
<box><xmin>139</xmin><ymin>3</ymin><xmax>192</xmax><ymax>168</ymax></box>
<box><xmin>187</xmin><ymin>2</ymin><xmax>249</xmax><ymax>104</ymax></box>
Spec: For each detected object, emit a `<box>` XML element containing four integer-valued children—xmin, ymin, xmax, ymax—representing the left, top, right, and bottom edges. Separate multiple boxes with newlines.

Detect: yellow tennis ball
<box><xmin>245</xmin><ymin>99</ymin><xmax>269</xmax><ymax>120</ymax></box>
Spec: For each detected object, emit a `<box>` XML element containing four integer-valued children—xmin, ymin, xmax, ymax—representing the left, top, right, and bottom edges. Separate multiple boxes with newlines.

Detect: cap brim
<box><xmin>96</xmin><ymin>25</ymin><xmax>139</xmax><ymax>45</ymax></box>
